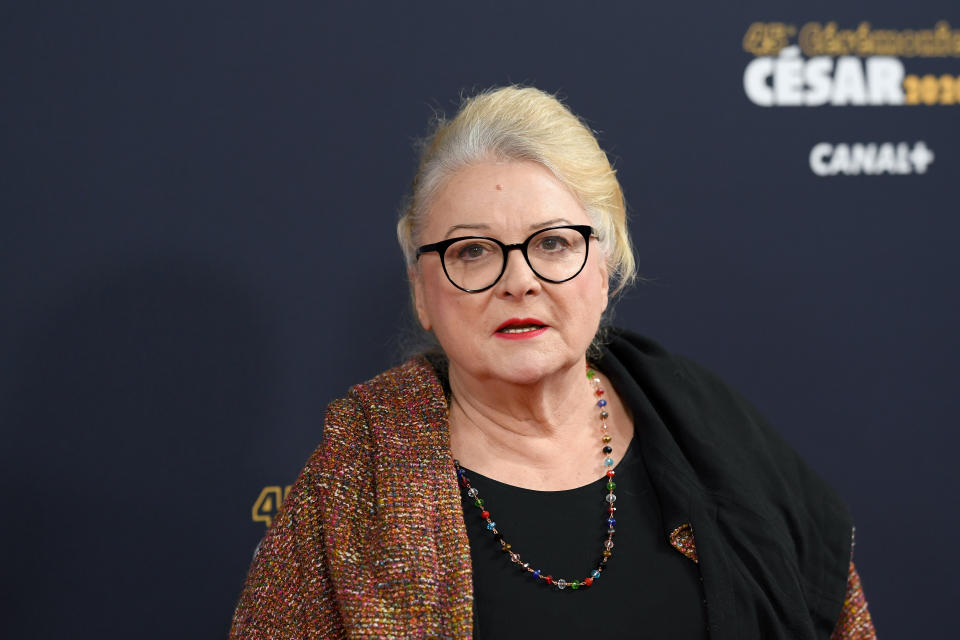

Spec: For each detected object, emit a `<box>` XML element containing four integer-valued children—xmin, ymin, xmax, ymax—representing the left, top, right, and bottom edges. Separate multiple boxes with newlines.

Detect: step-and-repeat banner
<box><xmin>2</xmin><ymin>2</ymin><xmax>956</xmax><ymax>637</ymax></box>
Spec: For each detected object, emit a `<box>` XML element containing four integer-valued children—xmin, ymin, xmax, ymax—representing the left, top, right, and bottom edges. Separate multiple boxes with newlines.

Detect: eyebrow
<box><xmin>530</xmin><ymin>218</ymin><xmax>571</xmax><ymax>229</ymax></box>
<box><xmin>444</xmin><ymin>223</ymin><xmax>490</xmax><ymax>238</ymax></box>
<box><xmin>443</xmin><ymin>218</ymin><xmax>573</xmax><ymax>238</ymax></box>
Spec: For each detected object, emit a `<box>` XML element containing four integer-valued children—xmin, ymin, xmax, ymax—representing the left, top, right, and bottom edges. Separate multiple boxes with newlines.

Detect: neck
<box><xmin>447</xmin><ymin>358</ymin><xmax>605</xmax><ymax>489</ymax></box>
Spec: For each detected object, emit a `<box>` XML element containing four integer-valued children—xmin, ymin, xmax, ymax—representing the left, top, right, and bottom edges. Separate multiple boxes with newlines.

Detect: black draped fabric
<box><xmin>598</xmin><ymin>328</ymin><xmax>852</xmax><ymax>639</ymax></box>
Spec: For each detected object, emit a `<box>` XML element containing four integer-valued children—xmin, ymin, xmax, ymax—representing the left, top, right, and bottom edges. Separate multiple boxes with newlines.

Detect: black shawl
<box><xmin>598</xmin><ymin>328</ymin><xmax>852</xmax><ymax>639</ymax></box>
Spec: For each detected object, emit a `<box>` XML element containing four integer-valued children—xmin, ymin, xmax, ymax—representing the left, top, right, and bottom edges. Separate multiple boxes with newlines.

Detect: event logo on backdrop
<box><xmin>252</xmin><ymin>485</ymin><xmax>292</xmax><ymax>527</ymax></box>
<box><xmin>742</xmin><ymin>20</ymin><xmax>956</xmax><ymax>175</ymax></box>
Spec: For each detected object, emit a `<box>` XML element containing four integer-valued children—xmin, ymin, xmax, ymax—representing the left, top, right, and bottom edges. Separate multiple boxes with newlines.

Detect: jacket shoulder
<box><xmin>322</xmin><ymin>356</ymin><xmax>443</xmax><ymax>430</ymax></box>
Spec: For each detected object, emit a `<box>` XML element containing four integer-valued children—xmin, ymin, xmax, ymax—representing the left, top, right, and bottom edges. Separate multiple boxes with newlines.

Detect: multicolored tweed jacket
<box><xmin>230</xmin><ymin>355</ymin><xmax>875</xmax><ymax>639</ymax></box>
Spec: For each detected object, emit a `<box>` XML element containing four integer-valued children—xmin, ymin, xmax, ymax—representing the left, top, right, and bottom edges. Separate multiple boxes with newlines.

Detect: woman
<box><xmin>230</xmin><ymin>86</ymin><xmax>875</xmax><ymax>639</ymax></box>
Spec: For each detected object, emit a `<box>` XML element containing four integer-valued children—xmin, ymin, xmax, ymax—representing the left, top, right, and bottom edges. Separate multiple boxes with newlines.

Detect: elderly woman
<box><xmin>230</xmin><ymin>87</ymin><xmax>875</xmax><ymax>639</ymax></box>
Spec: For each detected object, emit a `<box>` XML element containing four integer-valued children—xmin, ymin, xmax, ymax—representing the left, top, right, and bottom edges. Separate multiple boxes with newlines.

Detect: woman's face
<box><xmin>411</xmin><ymin>160</ymin><xmax>609</xmax><ymax>386</ymax></box>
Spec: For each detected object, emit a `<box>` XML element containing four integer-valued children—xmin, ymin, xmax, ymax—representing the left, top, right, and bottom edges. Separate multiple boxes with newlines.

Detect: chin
<box><xmin>486</xmin><ymin>351</ymin><xmax>577</xmax><ymax>386</ymax></box>
<box><xmin>492</xmin><ymin>367</ymin><xmax>549</xmax><ymax>386</ymax></box>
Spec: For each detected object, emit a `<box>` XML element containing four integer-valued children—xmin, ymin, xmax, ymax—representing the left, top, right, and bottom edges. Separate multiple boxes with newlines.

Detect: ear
<box><xmin>409</xmin><ymin>266</ymin><xmax>433</xmax><ymax>331</ymax></box>
<box><xmin>599</xmin><ymin>256</ymin><xmax>610</xmax><ymax>314</ymax></box>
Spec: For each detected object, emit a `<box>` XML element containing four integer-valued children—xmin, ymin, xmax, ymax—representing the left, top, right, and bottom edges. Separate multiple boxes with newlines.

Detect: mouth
<box><xmin>495</xmin><ymin>318</ymin><xmax>548</xmax><ymax>335</ymax></box>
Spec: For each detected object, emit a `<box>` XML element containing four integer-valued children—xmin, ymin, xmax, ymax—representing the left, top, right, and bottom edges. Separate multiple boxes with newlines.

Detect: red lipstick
<box><xmin>494</xmin><ymin>318</ymin><xmax>549</xmax><ymax>340</ymax></box>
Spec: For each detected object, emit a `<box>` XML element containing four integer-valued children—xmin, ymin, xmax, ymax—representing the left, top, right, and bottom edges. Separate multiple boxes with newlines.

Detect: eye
<box><xmin>453</xmin><ymin>242</ymin><xmax>495</xmax><ymax>261</ymax></box>
<box><xmin>536</xmin><ymin>235</ymin><xmax>570</xmax><ymax>252</ymax></box>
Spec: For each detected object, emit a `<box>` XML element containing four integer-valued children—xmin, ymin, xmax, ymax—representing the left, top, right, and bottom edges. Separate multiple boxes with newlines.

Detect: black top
<box><xmin>459</xmin><ymin>437</ymin><xmax>708</xmax><ymax>639</ymax></box>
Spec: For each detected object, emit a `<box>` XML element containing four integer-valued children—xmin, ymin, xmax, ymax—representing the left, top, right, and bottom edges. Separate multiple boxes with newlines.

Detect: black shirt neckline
<box><xmin>457</xmin><ymin>435</ymin><xmax>638</xmax><ymax>496</ymax></box>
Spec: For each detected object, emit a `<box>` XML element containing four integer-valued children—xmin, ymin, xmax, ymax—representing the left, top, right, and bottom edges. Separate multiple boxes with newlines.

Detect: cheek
<box><xmin>425</xmin><ymin>277</ymin><xmax>483</xmax><ymax>331</ymax></box>
<box><xmin>577</xmin><ymin>263</ymin><xmax>608</xmax><ymax>309</ymax></box>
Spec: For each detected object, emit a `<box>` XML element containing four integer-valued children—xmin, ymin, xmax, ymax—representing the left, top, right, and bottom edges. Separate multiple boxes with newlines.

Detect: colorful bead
<box><xmin>583</xmin><ymin>577</ymin><xmax>594</xmax><ymax>586</ymax></box>
<box><xmin>480</xmin><ymin>510</ymin><xmax>490</xmax><ymax>519</ymax></box>
<box><xmin>591</xmin><ymin>569</ymin><xmax>601</xmax><ymax>579</ymax></box>
<box><xmin>600</xmin><ymin>411</ymin><xmax>609</xmax><ymax>419</ymax></box>
<box><xmin>602</xmin><ymin>435</ymin><xmax>612</xmax><ymax>443</ymax></box>
<box><xmin>533</xmin><ymin>570</ymin><xmax>541</xmax><ymax>579</ymax></box>
<box><xmin>586</xmin><ymin>369</ymin><xmax>595</xmax><ymax>379</ymax></box>
<box><xmin>607</xmin><ymin>517</ymin><xmax>616</xmax><ymax>526</ymax></box>
<box><xmin>544</xmin><ymin>575</ymin><xmax>553</xmax><ymax>585</ymax></box>
<box><xmin>606</xmin><ymin>481</ymin><xmax>616</xmax><ymax>490</ymax></box>
<box><xmin>606</xmin><ymin>470</ymin><xmax>615</xmax><ymax>477</ymax></box>
<box><xmin>474</xmin><ymin>498</ymin><xmax>483</xmax><ymax>507</ymax></box>
<box><xmin>467</xmin><ymin>487</ymin><xmax>479</xmax><ymax>498</ymax></box>
<box><xmin>602</xmin><ymin>445</ymin><xmax>613</xmax><ymax>454</ymax></box>
<box><xmin>571</xmin><ymin>581</ymin><xmax>580</xmax><ymax>590</ymax></box>
<box><xmin>486</xmin><ymin>521</ymin><xmax>496</xmax><ymax>530</ymax></box>
<box><xmin>597</xmin><ymin>399</ymin><xmax>608</xmax><ymax>407</ymax></box>
<box><xmin>556</xmin><ymin>579</ymin><xmax>567</xmax><ymax>590</ymax></box>
<box><xmin>604</xmin><ymin>457</ymin><xmax>614</xmax><ymax>466</ymax></box>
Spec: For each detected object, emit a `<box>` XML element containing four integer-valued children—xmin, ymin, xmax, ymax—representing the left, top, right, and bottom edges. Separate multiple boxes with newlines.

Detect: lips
<box><xmin>495</xmin><ymin>317</ymin><xmax>548</xmax><ymax>334</ymax></box>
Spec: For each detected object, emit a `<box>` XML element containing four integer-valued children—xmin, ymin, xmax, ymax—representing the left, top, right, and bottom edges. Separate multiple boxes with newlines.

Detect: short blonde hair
<box><xmin>397</xmin><ymin>85</ymin><xmax>636</xmax><ymax>297</ymax></box>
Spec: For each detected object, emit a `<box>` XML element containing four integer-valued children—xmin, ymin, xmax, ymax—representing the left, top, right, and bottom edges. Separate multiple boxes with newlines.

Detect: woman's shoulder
<box><xmin>600</xmin><ymin>327</ymin><xmax>786</xmax><ymax>444</ymax></box>
<box><xmin>599</xmin><ymin>326</ymin><xmax>849</xmax><ymax>515</ymax></box>
<box><xmin>324</xmin><ymin>355</ymin><xmax>446</xmax><ymax>423</ymax></box>
<box><xmin>602</xmin><ymin>327</ymin><xmax>853</xmax><ymax>630</ymax></box>
<box><xmin>319</xmin><ymin>354</ymin><xmax>449</xmax><ymax>462</ymax></box>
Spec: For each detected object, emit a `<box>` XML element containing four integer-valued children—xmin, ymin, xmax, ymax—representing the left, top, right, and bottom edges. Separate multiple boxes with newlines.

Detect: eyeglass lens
<box><xmin>442</xmin><ymin>227</ymin><xmax>588</xmax><ymax>291</ymax></box>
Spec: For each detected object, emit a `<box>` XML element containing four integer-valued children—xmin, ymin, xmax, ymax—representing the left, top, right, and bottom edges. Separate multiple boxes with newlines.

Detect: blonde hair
<box><xmin>397</xmin><ymin>85</ymin><xmax>636</xmax><ymax>297</ymax></box>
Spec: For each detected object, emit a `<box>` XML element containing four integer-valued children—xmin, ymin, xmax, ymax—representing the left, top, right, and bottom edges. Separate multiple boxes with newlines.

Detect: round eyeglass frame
<box><xmin>414</xmin><ymin>224</ymin><xmax>598</xmax><ymax>293</ymax></box>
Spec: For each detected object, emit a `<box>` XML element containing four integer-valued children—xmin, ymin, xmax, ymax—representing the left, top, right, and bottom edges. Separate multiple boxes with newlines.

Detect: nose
<box><xmin>495</xmin><ymin>247</ymin><xmax>541</xmax><ymax>298</ymax></box>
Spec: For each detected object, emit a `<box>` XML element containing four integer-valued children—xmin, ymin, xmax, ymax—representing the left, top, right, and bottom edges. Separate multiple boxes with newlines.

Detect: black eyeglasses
<box><xmin>415</xmin><ymin>224</ymin><xmax>598</xmax><ymax>293</ymax></box>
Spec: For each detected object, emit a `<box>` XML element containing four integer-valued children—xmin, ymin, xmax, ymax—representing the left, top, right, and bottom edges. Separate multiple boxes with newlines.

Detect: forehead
<box><xmin>423</xmin><ymin>160</ymin><xmax>589</xmax><ymax>239</ymax></box>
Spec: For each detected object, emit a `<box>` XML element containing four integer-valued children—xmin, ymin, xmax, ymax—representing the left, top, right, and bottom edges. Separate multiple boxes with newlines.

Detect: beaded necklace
<box><xmin>453</xmin><ymin>366</ymin><xmax>616</xmax><ymax>591</ymax></box>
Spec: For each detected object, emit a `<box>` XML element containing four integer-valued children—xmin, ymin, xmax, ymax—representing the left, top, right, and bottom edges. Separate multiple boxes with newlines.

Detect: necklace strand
<box><xmin>453</xmin><ymin>366</ymin><xmax>617</xmax><ymax>591</ymax></box>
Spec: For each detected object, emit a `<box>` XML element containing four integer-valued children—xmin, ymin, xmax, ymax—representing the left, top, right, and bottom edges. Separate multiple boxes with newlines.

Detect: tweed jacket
<box><xmin>230</xmin><ymin>331</ymin><xmax>875</xmax><ymax>639</ymax></box>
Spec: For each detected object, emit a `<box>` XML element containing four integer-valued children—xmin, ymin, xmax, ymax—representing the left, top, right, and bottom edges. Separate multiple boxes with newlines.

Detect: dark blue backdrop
<box><xmin>2</xmin><ymin>1</ymin><xmax>957</xmax><ymax>637</ymax></box>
